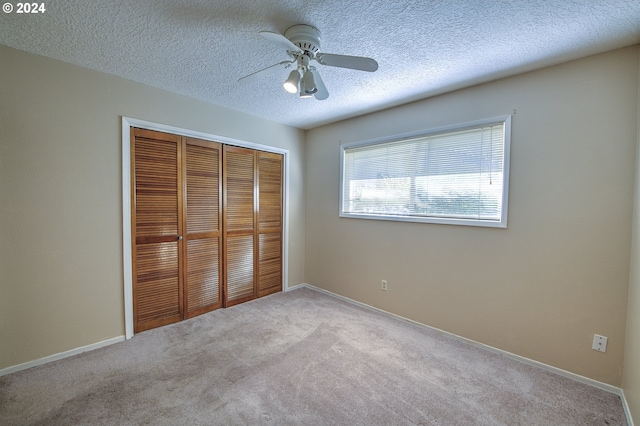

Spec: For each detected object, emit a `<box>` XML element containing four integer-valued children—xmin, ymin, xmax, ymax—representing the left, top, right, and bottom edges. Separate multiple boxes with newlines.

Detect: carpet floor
<box><xmin>0</xmin><ymin>287</ymin><xmax>627</xmax><ymax>425</ymax></box>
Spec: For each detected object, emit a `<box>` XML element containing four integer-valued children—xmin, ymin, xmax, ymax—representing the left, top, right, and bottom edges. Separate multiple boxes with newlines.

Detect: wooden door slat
<box><xmin>223</xmin><ymin>146</ymin><xmax>257</xmax><ymax>306</ymax></box>
<box><xmin>132</xmin><ymin>129</ymin><xmax>183</xmax><ymax>333</ymax></box>
<box><xmin>185</xmin><ymin>238</ymin><xmax>221</xmax><ymax>317</ymax></box>
<box><xmin>134</xmin><ymin>241</ymin><xmax>181</xmax><ymax>328</ymax></box>
<box><xmin>258</xmin><ymin>154</ymin><xmax>283</xmax><ymax>230</ymax></box>
<box><xmin>184</xmin><ymin>138</ymin><xmax>223</xmax><ymax>318</ymax></box>
<box><xmin>134</xmin><ymin>137</ymin><xmax>179</xmax><ymax>237</ymax></box>
<box><xmin>226</xmin><ymin>234</ymin><xmax>255</xmax><ymax>303</ymax></box>
<box><xmin>257</xmin><ymin>152</ymin><xmax>283</xmax><ymax>298</ymax></box>
<box><xmin>225</xmin><ymin>149</ymin><xmax>255</xmax><ymax>232</ymax></box>
<box><xmin>186</xmin><ymin>142</ymin><xmax>220</xmax><ymax>234</ymax></box>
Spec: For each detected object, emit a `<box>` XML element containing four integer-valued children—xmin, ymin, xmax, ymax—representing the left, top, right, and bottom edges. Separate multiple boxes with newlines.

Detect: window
<box><xmin>340</xmin><ymin>116</ymin><xmax>511</xmax><ymax>227</ymax></box>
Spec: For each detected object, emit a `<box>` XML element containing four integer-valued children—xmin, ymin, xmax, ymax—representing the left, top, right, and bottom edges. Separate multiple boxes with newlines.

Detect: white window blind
<box><xmin>340</xmin><ymin>117</ymin><xmax>510</xmax><ymax>227</ymax></box>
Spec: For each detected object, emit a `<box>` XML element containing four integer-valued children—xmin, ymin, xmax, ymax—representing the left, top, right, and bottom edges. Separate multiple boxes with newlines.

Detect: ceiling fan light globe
<box><xmin>283</xmin><ymin>70</ymin><xmax>300</xmax><ymax>94</ymax></box>
<box><xmin>283</xmin><ymin>82</ymin><xmax>298</xmax><ymax>94</ymax></box>
<box><xmin>302</xmin><ymin>70</ymin><xmax>317</xmax><ymax>94</ymax></box>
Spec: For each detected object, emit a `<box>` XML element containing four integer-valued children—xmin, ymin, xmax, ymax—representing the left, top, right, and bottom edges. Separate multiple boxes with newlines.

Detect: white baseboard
<box><xmin>293</xmin><ymin>283</ymin><xmax>634</xmax><ymax>426</ymax></box>
<box><xmin>2</xmin><ymin>285</ymin><xmax>307</xmax><ymax>378</ymax></box>
<box><xmin>621</xmin><ymin>389</ymin><xmax>636</xmax><ymax>426</ymax></box>
<box><xmin>0</xmin><ymin>336</ymin><xmax>125</xmax><ymax>377</ymax></box>
<box><xmin>2</xmin><ymin>287</ymin><xmax>634</xmax><ymax>426</ymax></box>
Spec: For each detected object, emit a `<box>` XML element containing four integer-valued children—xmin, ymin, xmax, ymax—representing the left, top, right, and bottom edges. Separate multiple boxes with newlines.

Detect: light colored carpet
<box><xmin>0</xmin><ymin>287</ymin><xmax>627</xmax><ymax>425</ymax></box>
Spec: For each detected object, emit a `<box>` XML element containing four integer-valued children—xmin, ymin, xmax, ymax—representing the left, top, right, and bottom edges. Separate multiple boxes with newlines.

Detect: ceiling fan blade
<box><xmin>259</xmin><ymin>31</ymin><xmax>302</xmax><ymax>52</ymax></box>
<box><xmin>316</xmin><ymin>53</ymin><xmax>378</xmax><ymax>72</ymax></box>
<box><xmin>238</xmin><ymin>61</ymin><xmax>293</xmax><ymax>85</ymax></box>
<box><xmin>310</xmin><ymin>68</ymin><xmax>329</xmax><ymax>100</ymax></box>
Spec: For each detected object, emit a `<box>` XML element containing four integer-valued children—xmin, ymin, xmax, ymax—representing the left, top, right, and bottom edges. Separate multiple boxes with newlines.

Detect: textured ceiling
<box><xmin>1</xmin><ymin>0</ymin><xmax>640</xmax><ymax>130</ymax></box>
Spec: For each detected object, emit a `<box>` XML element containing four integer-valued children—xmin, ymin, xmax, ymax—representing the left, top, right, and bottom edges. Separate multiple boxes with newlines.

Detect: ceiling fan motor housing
<box><xmin>285</xmin><ymin>24</ymin><xmax>321</xmax><ymax>57</ymax></box>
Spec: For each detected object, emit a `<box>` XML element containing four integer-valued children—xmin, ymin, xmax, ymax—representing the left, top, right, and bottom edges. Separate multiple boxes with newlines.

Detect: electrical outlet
<box><xmin>592</xmin><ymin>334</ymin><xmax>608</xmax><ymax>353</ymax></box>
<box><xmin>381</xmin><ymin>280</ymin><xmax>388</xmax><ymax>291</ymax></box>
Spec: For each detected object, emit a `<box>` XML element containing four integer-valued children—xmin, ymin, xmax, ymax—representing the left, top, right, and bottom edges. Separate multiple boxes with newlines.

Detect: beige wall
<box><xmin>2</xmin><ymin>39</ymin><xmax>640</xmax><ymax>397</ymax></box>
<box><xmin>623</xmin><ymin>48</ymin><xmax>640</xmax><ymax>425</ymax></box>
<box><xmin>305</xmin><ymin>46</ymin><xmax>639</xmax><ymax>386</ymax></box>
<box><xmin>0</xmin><ymin>45</ymin><xmax>306</xmax><ymax>370</ymax></box>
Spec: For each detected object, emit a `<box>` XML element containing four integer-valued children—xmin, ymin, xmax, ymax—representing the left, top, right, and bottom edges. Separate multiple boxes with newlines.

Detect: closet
<box><xmin>131</xmin><ymin>128</ymin><xmax>283</xmax><ymax>333</ymax></box>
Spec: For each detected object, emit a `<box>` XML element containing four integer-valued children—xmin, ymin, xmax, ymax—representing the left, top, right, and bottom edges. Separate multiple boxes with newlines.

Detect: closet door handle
<box><xmin>177</xmin><ymin>235</ymin><xmax>183</xmax><ymax>241</ymax></box>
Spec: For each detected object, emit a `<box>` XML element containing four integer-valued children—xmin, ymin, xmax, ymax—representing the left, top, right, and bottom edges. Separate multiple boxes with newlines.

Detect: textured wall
<box><xmin>0</xmin><ymin>45</ymin><xmax>305</xmax><ymax>370</ymax></box>
<box><xmin>305</xmin><ymin>46</ymin><xmax>639</xmax><ymax>386</ymax></box>
<box><xmin>623</xmin><ymin>48</ymin><xmax>640</xmax><ymax>425</ymax></box>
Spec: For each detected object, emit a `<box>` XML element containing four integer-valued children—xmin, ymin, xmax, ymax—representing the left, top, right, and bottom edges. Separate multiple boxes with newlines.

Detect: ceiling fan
<box><xmin>238</xmin><ymin>24</ymin><xmax>378</xmax><ymax>100</ymax></box>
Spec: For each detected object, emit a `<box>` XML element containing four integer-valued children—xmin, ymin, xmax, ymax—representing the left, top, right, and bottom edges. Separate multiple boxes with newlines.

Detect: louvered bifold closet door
<box><xmin>131</xmin><ymin>128</ymin><xmax>183</xmax><ymax>333</ymax></box>
<box><xmin>257</xmin><ymin>152</ymin><xmax>283</xmax><ymax>297</ymax></box>
<box><xmin>183</xmin><ymin>138</ymin><xmax>223</xmax><ymax>318</ymax></box>
<box><xmin>223</xmin><ymin>146</ymin><xmax>257</xmax><ymax>307</ymax></box>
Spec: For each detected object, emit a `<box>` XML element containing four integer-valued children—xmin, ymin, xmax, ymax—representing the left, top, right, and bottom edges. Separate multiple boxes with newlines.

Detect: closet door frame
<box><xmin>122</xmin><ymin>117</ymin><xmax>290</xmax><ymax>339</ymax></box>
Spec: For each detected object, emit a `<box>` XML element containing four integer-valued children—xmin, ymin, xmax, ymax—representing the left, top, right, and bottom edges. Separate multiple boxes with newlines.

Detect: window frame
<box><xmin>339</xmin><ymin>115</ymin><xmax>511</xmax><ymax>228</ymax></box>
